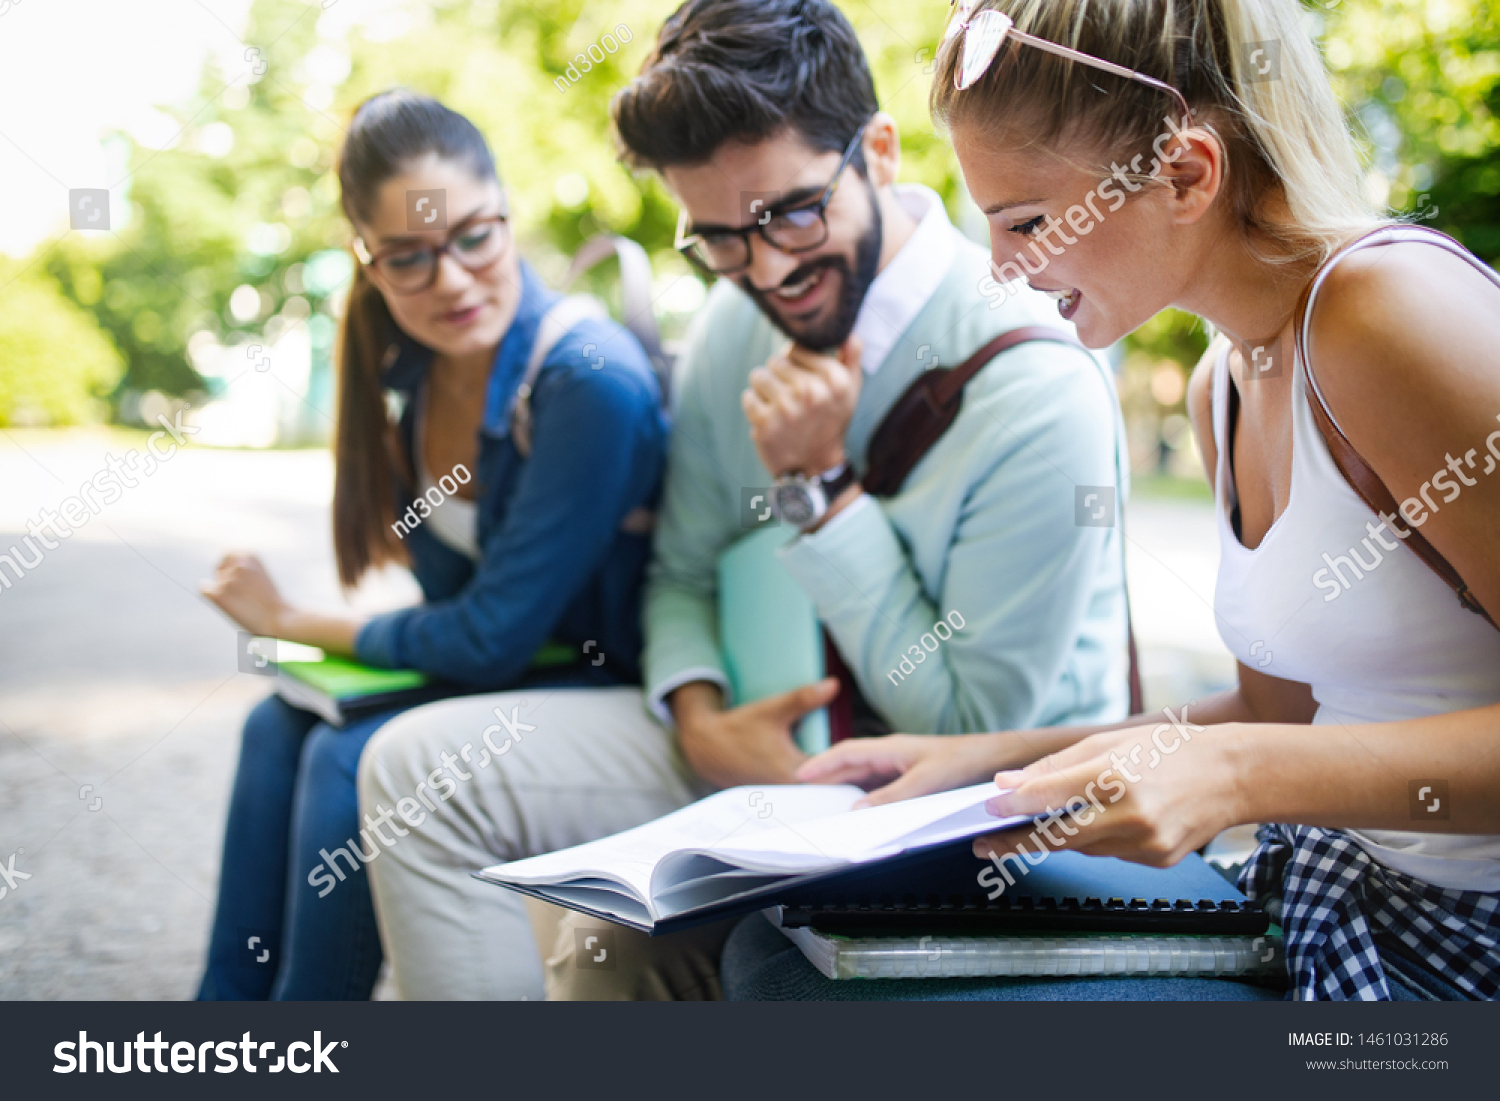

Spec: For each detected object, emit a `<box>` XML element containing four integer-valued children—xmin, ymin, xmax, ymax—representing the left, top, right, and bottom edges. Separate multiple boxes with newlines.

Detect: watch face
<box><xmin>772</xmin><ymin>483</ymin><xmax>817</xmax><ymax>527</ymax></box>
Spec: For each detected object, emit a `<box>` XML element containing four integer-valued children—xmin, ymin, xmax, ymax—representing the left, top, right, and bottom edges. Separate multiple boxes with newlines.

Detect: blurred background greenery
<box><xmin>4</xmin><ymin>0</ymin><xmax>1496</xmax><ymax>483</ymax></box>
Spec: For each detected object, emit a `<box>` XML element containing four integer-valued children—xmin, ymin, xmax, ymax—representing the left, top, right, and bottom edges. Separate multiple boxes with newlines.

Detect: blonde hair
<box><xmin>931</xmin><ymin>0</ymin><xmax>1381</xmax><ymax>264</ymax></box>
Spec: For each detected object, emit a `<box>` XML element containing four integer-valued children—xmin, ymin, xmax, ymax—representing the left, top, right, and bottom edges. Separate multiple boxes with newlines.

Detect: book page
<box><xmin>687</xmin><ymin>782</ymin><xmax>1023</xmax><ymax>874</ymax></box>
<box><xmin>480</xmin><ymin>784</ymin><xmax>861</xmax><ymax>917</ymax></box>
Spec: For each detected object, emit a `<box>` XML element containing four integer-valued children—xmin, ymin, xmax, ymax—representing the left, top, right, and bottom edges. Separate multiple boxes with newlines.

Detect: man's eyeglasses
<box><xmin>352</xmin><ymin>209</ymin><xmax>513</xmax><ymax>295</ymax></box>
<box><xmin>943</xmin><ymin>1</ymin><xmax>1192</xmax><ymax>127</ymax></box>
<box><xmin>674</xmin><ymin>121</ymin><xmax>869</xmax><ymax>276</ymax></box>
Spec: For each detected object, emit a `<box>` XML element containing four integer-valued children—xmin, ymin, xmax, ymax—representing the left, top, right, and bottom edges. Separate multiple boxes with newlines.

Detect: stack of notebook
<box><xmin>768</xmin><ymin>843</ymin><xmax>1280</xmax><ymax>981</ymax></box>
<box><xmin>478</xmin><ymin>782</ymin><xmax>1282</xmax><ymax>981</ymax></box>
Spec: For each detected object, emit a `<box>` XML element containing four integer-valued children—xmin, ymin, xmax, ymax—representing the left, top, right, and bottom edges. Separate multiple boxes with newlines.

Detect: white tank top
<box><xmin>1211</xmin><ymin>225</ymin><xmax>1500</xmax><ymax>892</ymax></box>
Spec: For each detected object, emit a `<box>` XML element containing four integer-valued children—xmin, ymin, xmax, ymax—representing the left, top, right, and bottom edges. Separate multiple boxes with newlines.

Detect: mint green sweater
<box><xmin>644</xmin><ymin>237</ymin><xmax>1130</xmax><ymax>735</ymax></box>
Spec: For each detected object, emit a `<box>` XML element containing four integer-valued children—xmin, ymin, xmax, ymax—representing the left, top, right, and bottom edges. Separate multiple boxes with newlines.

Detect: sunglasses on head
<box><xmin>942</xmin><ymin>0</ymin><xmax>1192</xmax><ymax>126</ymax></box>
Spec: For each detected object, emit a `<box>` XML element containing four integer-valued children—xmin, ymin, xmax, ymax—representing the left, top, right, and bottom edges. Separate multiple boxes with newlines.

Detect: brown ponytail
<box><xmin>332</xmin><ymin>262</ymin><xmax>406</xmax><ymax>587</ymax></box>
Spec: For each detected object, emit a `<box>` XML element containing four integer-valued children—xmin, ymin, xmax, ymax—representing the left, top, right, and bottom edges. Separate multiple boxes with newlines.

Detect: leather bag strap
<box><xmin>1294</xmin><ymin>227</ymin><xmax>1496</xmax><ymax>631</ymax></box>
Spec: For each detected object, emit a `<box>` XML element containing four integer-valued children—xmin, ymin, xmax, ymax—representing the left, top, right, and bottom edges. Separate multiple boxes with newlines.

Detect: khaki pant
<box><xmin>539</xmin><ymin>904</ymin><xmax>738</xmax><ymax>1001</ymax></box>
<box><xmin>358</xmin><ymin>686</ymin><xmax>711</xmax><ymax>1000</ymax></box>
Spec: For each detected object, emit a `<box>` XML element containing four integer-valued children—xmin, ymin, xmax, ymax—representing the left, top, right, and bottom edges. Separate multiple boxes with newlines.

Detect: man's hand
<box><xmin>671</xmin><ymin>678</ymin><xmax>840</xmax><ymax>788</ymax></box>
<box><xmin>742</xmin><ymin>335</ymin><xmax>863</xmax><ymax>476</ymax></box>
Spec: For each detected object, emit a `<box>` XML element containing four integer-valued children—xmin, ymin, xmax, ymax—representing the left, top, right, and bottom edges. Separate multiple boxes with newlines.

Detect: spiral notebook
<box><xmin>777</xmin><ymin>922</ymin><xmax>1285</xmax><ymax>980</ymax></box>
<box><xmin>773</xmin><ymin>844</ymin><xmax>1266</xmax><ymax>936</ymax></box>
<box><xmin>768</xmin><ymin>845</ymin><xmax>1279</xmax><ymax>980</ymax></box>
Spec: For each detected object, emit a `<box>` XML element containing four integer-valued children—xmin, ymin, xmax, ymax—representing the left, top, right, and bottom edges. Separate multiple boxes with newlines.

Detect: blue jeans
<box><xmin>197</xmin><ymin>695</ymin><xmax>405</xmax><ymax>1000</ymax></box>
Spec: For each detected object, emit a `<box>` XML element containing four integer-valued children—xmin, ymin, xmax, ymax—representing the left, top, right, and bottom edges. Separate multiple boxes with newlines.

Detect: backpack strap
<box><xmin>510</xmin><ymin>293</ymin><xmax>608</xmax><ymax>458</ymax></box>
<box><xmin>563</xmin><ymin>234</ymin><xmax>673</xmax><ymax>403</ymax></box>
<box><xmin>863</xmin><ymin>325</ymin><xmax>1143</xmax><ymax>714</ymax></box>
<box><xmin>1295</xmin><ymin>225</ymin><xmax>1497</xmax><ymax>631</ymax></box>
<box><xmin>511</xmin><ymin>292</ymin><xmax>656</xmax><ymax>536</ymax></box>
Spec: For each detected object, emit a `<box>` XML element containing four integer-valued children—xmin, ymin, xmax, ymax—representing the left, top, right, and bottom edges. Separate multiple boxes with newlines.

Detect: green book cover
<box><xmin>717</xmin><ymin>524</ymin><xmax>830</xmax><ymax>754</ymax></box>
<box><xmin>277</xmin><ymin>654</ymin><xmax>429</xmax><ymax>699</ymax></box>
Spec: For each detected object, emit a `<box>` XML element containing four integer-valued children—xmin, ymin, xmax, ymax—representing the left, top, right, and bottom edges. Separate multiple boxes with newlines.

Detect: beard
<box><xmin>737</xmin><ymin>178</ymin><xmax>883</xmax><ymax>352</ymax></box>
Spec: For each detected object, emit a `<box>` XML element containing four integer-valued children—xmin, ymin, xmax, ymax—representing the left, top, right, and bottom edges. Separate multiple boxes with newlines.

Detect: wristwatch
<box><xmin>769</xmin><ymin>463</ymin><xmax>859</xmax><ymax>529</ymax></box>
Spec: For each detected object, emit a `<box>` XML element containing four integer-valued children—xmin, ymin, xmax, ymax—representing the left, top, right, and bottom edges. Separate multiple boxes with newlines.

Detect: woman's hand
<box><xmin>971</xmin><ymin>720</ymin><xmax>1245</xmax><ymax>869</ymax></box>
<box><xmin>797</xmin><ymin>731</ymin><xmax>1016</xmax><ymax>807</ymax></box>
<box><xmin>200</xmin><ymin>552</ymin><xmax>289</xmax><ymax>638</ymax></box>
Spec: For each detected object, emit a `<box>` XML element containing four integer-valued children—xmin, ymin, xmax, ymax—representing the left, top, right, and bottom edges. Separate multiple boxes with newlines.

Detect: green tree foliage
<box><xmin>1323</xmin><ymin>0</ymin><xmax>1500</xmax><ymax>261</ymax></box>
<box><xmin>47</xmin><ymin>0</ymin><xmax>350</xmax><ymax>404</ymax></box>
<box><xmin>0</xmin><ymin>263</ymin><xmax>123</xmax><ymax>426</ymax></box>
<box><xmin>28</xmin><ymin>0</ymin><xmax>1500</xmax><ymax>422</ymax></box>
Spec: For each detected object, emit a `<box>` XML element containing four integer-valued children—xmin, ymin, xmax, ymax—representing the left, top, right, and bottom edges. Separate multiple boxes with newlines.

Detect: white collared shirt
<box><xmin>851</xmin><ymin>183</ymin><xmax>960</xmax><ymax>375</ymax></box>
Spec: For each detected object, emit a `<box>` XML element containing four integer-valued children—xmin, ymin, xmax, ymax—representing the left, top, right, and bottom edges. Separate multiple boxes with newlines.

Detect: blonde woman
<box><xmin>728</xmin><ymin>0</ymin><xmax>1500</xmax><ymax>1001</ymax></box>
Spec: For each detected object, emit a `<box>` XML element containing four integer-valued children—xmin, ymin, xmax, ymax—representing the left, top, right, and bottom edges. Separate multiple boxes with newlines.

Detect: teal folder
<box><xmin>717</xmin><ymin>524</ymin><xmax>831</xmax><ymax>753</ymax></box>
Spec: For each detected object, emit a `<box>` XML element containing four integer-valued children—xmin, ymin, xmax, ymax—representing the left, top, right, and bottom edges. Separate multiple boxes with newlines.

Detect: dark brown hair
<box><xmin>611</xmin><ymin>0</ymin><xmax>878</xmax><ymax>171</ymax></box>
<box><xmin>331</xmin><ymin>89</ymin><xmax>498</xmax><ymax>586</ymax></box>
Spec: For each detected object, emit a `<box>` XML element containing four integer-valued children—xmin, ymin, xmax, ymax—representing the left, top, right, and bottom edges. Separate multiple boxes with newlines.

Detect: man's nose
<box><xmin>743</xmin><ymin>235</ymin><xmax>801</xmax><ymax>292</ymax></box>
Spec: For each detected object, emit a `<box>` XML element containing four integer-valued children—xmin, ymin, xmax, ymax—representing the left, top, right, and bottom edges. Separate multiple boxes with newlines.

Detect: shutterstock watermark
<box><xmin>977</xmin><ymin>702</ymin><xmax>1205</xmax><ymax>897</ymax></box>
<box><xmin>553</xmin><ymin>24</ymin><xmax>633</xmax><ymax>92</ymax></box>
<box><xmin>390</xmin><ymin>462</ymin><xmax>472</xmax><ymax>540</ymax></box>
<box><xmin>1312</xmin><ymin>413</ymin><xmax>1500</xmax><ymax>602</ymax></box>
<box><xmin>1075</xmin><ymin>485</ymin><xmax>1116</xmax><ymax>527</ymax></box>
<box><xmin>1</xmin><ymin>849</ymin><xmax>31</xmax><ymax>901</ymax></box>
<box><xmin>574</xmin><ymin>926</ymin><xmax>616</xmax><ymax>970</ymax></box>
<box><xmin>979</xmin><ymin>111</ymin><xmax>1193</xmax><ymax>310</ymax></box>
<box><xmin>1409</xmin><ymin>779</ymin><xmax>1449</xmax><ymax>821</ymax></box>
<box><xmin>0</xmin><ymin>409</ymin><xmax>198</xmax><ymax>596</ymax></box>
<box><xmin>308</xmin><ymin>703</ymin><xmax>537</xmax><ymax>897</ymax></box>
<box><xmin>887</xmin><ymin>610</ymin><xmax>966</xmax><ymax>687</ymax></box>
<box><xmin>740</xmin><ymin>486</ymin><xmax>776</xmax><ymax>528</ymax></box>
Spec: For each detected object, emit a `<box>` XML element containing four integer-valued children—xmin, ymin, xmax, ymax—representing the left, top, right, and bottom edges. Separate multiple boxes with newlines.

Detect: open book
<box><xmin>477</xmin><ymin>782</ymin><xmax>1027</xmax><ymax>934</ymax></box>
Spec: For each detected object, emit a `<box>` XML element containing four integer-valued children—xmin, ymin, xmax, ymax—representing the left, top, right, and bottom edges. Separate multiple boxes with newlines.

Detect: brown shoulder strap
<box><xmin>861</xmin><ymin>324</ymin><xmax>1144</xmax><ymax>714</ymax></box>
<box><xmin>863</xmin><ymin>326</ymin><xmax>1082</xmax><ymax>496</ymax></box>
<box><xmin>1295</xmin><ymin>229</ymin><xmax>1497</xmax><ymax>631</ymax></box>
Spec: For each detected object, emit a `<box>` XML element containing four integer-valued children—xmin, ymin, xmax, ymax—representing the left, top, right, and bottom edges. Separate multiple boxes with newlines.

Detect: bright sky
<box><xmin>0</xmin><ymin>0</ymin><xmax>412</xmax><ymax>258</ymax></box>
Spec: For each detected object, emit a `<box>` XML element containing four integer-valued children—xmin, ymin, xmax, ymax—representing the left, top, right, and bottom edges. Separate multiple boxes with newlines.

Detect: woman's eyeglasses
<box><xmin>674</xmin><ymin>121</ymin><xmax>869</xmax><ymax>276</ymax></box>
<box><xmin>943</xmin><ymin>1</ymin><xmax>1192</xmax><ymax>126</ymax></box>
<box><xmin>352</xmin><ymin>211</ymin><xmax>512</xmax><ymax>295</ymax></box>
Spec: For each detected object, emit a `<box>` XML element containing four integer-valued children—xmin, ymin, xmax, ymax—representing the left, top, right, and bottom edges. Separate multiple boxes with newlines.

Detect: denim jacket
<box><xmin>354</xmin><ymin>260</ymin><xmax>667</xmax><ymax>688</ymax></box>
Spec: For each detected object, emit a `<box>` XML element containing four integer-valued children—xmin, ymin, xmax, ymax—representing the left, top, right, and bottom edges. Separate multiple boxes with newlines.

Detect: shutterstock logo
<box><xmin>54</xmin><ymin>1031</ymin><xmax>346</xmax><ymax>1074</ymax></box>
<box><xmin>1243</xmin><ymin>332</ymin><xmax>1287</xmax><ymax>383</ymax></box>
<box><xmin>69</xmin><ymin>188</ymin><xmax>110</xmax><ymax>230</ymax></box>
<box><xmin>575</xmin><ymin>927</ymin><xmax>616</xmax><ymax>970</ymax></box>
<box><xmin>1074</xmin><ymin>485</ymin><xmax>1115</xmax><ymax>527</ymax></box>
<box><xmin>406</xmin><ymin>189</ymin><xmax>446</xmax><ymax>231</ymax></box>
<box><xmin>740</xmin><ymin>486</ymin><xmax>776</xmax><ymax>528</ymax></box>
<box><xmin>741</xmin><ymin>192</ymin><xmax>779</xmax><ymax>226</ymax></box>
<box><xmin>1408</xmin><ymin>779</ymin><xmax>1449</xmax><ymax>821</ymax></box>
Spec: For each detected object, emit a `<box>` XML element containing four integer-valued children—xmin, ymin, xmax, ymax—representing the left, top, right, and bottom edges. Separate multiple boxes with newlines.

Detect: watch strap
<box><xmin>818</xmin><ymin>462</ymin><xmax>858</xmax><ymax>500</ymax></box>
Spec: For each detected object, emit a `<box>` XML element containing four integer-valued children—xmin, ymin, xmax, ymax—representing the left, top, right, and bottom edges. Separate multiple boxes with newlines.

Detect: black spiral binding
<box><xmin>778</xmin><ymin>892</ymin><xmax>1268</xmax><ymax>937</ymax></box>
